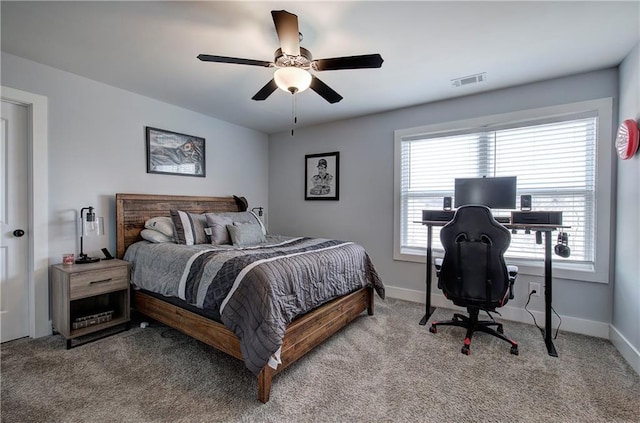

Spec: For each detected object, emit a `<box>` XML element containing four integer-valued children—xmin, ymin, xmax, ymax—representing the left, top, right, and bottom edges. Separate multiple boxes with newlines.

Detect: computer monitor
<box><xmin>454</xmin><ymin>176</ymin><xmax>517</xmax><ymax>209</ymax></box>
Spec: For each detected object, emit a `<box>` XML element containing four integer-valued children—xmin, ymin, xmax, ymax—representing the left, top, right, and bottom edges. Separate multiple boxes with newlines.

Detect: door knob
<box><xmin>13</xmin><ymin>229</ymin><xmax>25</xmax><ymax>237</ymax></box>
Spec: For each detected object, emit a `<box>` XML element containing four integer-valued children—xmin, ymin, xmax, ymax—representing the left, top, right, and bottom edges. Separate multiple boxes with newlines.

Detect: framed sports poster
<box><xmin>146</xmin><ymin>127</ymin><xmax>205</xmax><ymax>177</ymax></box>
<box><xmin>305</xmin><ymin>151</ymin><xmax>339</xmax><ymax>201</ymax></box>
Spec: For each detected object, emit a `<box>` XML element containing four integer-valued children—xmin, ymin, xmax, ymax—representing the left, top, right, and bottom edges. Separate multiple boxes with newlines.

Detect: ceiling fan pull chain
<box><xmin>291</xmin><ymin>92</ymin><xmax>297</xmax><ymax>136</ymax></box>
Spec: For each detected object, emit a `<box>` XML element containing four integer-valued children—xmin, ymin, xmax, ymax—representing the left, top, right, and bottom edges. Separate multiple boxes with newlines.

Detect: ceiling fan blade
<box><xmin>251</xmin><ymin>79</ymin><xmax>278</xmax><ymax>101</ymax></box>
<box><xmin>271</xmin><ymin>10</ymin><xmax>300</xmax><ymax>56</ymax></box>
<box><xmin>310</xmin><ymin>76</ymin><xmax>343</xmax><ymax>104</ymax></box>
<box><xmin>197</xmin><ymin>54</ymin><xmax>272</xmax><ymax>68</ymax></box>
<box><xmin>312</xmin><ymin>54</ymin><xmax>384</xmax><ymax>71</ymax></box>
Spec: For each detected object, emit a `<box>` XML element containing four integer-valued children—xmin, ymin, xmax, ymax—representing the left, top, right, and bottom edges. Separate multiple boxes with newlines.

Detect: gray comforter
<box><xmin>124</xmin><ymin>236</ymin><xmax>385</xmax><ymax>375</ymax></box>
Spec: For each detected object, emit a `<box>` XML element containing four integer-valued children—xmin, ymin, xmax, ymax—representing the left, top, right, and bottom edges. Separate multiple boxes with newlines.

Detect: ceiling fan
<box><xmin>197</xmin><ymin>10</ymin><xmax>384</xmax><ymax>104</ymax></box>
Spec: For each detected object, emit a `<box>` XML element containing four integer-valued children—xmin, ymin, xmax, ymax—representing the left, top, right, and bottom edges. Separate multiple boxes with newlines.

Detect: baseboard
<box><xmin>609</xmin><ymin>325</ymin><xmax>640</xmax><ymax>375</ymax></box>
<box><xmin>384</xmin><ymin>285</ymin><xmax>610</xmax><ymax>339</ymax></box>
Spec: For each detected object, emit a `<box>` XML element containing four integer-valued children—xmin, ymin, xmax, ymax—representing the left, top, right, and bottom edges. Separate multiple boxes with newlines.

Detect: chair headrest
<box><xmin>441</xmin><ymin>205</ymin><xmax>510</xmax><ymax>249</ymax></box>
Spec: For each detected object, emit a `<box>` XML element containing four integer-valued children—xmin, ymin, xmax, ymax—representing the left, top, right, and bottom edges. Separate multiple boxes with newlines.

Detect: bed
<box><xmin>115</xmin><ymin>193</ymin><xmax>385</xmax><ymax>403</ymax></box>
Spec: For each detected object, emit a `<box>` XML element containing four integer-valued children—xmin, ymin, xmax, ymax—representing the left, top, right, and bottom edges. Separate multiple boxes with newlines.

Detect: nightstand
<box><xmin>51</xmin><ymin>258</ymin><xmax>131</xmax><ymax>349</ymax></box>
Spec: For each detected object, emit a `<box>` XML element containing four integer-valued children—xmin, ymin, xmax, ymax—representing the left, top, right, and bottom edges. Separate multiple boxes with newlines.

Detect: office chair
<box><xmin>429</xmin><ymin>205</ymin><xmax>519</xmax><ymax>355</ymax></box>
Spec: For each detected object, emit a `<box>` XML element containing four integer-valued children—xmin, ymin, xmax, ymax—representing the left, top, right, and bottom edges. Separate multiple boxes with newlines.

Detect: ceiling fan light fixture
<box><xmin>274</xmin><ymin>67</ymin><xmax>312</xmax><ymax>94</ymax></box>
<box><xmin>198</xmin><ymin>10</ymin><xmax>381</xmax><ymax>103</ymax></box>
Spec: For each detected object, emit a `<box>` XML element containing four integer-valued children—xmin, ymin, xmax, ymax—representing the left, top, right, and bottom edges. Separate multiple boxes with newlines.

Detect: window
<box><xmin>393</xmin><ymin>99</ymin><xmax>613</xmax><ymax>283</ymax></box>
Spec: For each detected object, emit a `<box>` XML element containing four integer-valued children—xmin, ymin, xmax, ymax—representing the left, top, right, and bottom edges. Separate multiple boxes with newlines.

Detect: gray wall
<box><xmin>613</xmin><ymin>41</ymin><xmax>639</xmax><ymax>371</ymax></box>
<box><xmin>1</xmin><ymin>52</ymin><xmax>269</xmax><ymax>336</ymax></box>
<box><xmin>269</xmin><ymin>69</ymin><xmax>619</xmax><ymax>333</ymax></box>
<box><xmin>1</xmin><ymin>52</ymin><xmax>269</xmax><ymax>263</ymax></box>
<box><xmin>3</xmin><ymin>47</ymin><xmax>636</xmax><ymax>369</ymax></box>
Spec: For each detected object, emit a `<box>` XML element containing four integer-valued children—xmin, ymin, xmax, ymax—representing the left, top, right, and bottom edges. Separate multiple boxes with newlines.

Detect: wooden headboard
<box><xmin>115</xmin><ymin>193</ymin><xmax>240</xmax><ymax>259</ymax></box>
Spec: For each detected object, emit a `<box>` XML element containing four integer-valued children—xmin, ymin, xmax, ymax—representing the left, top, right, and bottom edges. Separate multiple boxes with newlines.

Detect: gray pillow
<box><xmin>205</xmin><ymin>211</ymin><xmax>266</xmax><ymax>245</ymax></box>
<box><xmin>170</xmin><ymin>210</ymin><xmax>208</xmax><ymax>245</ymax></box>
<box><xmin>206</xmin><ymin>214</ymin><xmax>233</xmax><ymax>245</ymax></box>
<box><xmin>227</xmin><ymin>223</ymin><xmax>266</xmax><ymax>246</ymax></box>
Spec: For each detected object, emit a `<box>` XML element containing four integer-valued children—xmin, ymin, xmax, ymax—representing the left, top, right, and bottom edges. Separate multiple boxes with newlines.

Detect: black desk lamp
<box><xmin>75</xmin><ymin>206</ymin><xmax>104</xmax><ymax>264</ymax></box>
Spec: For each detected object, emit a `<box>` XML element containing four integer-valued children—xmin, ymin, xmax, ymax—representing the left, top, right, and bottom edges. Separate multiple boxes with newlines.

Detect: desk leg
<box><xmin>543</xmin><ymin>231</ymin><xmax>558</xmax><ymax>357</ymax></box>
<box><xmin>419</xmin><ymin>224</ymin><xmax>436</xmax><ymax>325</ymax></box>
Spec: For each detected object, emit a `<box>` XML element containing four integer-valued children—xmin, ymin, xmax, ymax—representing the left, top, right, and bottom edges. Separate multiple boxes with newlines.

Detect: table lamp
<box><xmin>75</xmin><ymin>206</ymin><xmax>104</xmax><ymax>264</ymax></box>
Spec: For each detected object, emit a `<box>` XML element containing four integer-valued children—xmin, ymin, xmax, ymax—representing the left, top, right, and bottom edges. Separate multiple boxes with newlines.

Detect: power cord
<box><xmin>551</xmin><ymin>306</ymin><xmax>562</xmax><ymax>339</ymax></box>
<box><xmin>524</xmin><ymin>289</ymin><xmax>544</xmax><ymax>336</ymax></box>
<box><xmin>525</xmin><ymin>288</ymin><xmax>563</xmax><ymax>339</ymax></box>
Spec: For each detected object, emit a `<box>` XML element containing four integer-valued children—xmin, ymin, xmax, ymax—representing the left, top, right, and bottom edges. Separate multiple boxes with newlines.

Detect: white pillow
<box><xmin>140</xmin><ymin>228</ymin><xmax>174</xmax><ymax>243</ymax></box>
<box><xmin>144</xmin><ymin>216</ymin><xmax>176</xmax><ymax>239</ymax></box>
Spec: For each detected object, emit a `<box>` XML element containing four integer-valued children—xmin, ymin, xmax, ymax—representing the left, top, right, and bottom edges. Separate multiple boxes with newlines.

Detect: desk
<box><xmin>415</xmin><ymin>219</ymin><xmax>569</xmax><ymax>357</ymax></box>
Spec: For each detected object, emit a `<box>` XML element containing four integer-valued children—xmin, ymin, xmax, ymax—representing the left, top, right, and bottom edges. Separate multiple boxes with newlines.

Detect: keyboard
<box><xmin>495</xmin><ymin>216</ymin><xmax>511</xmax><ymax>224</ymax></box>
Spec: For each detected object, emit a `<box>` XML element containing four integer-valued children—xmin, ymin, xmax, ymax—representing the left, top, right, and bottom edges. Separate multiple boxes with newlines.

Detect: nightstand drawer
<box><xmin>69</xmin><ymin>267</ymin><xmax>129</xmax><ymax>299</ymax></box>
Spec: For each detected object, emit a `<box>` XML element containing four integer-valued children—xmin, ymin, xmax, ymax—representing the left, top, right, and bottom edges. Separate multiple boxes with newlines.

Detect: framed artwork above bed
<box><xmin>146</xmin><ymin>127</ymin><xmax>205</xmax><ymax>177</ymax></box>
<box><xmin>305</xmin><ymin>151</ymin><xmax>339</xmax><ymax>201</ymax></box>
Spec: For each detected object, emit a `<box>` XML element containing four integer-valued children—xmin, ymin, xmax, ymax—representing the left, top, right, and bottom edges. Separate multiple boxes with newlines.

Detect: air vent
<box><xmin>451</xmin><ymin>72</ymin><xmax>487</xmax><ymax>88</ymax></box>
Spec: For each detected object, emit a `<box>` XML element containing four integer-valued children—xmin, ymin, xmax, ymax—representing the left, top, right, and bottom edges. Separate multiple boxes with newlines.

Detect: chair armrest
<box><xmin>434</xmin><ymin>258</ymin><xmax>443</xmax><ymax>287</ymax></box>
<box><xmin>434</xmin><ymin>258</ymin><xmax>443</xmax><ymax>273</ymax></box>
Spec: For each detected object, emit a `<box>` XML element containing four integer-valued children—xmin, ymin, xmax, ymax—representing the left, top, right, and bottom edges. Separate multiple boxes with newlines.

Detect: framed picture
<box><xmin>146</xmin><ymin>127</ymin><xmax>205</xmax><ymax>177</ymax></box>
<box><xmin>305</xmin><ymin>151</ymin><xmax>339</xmax><ymax>201</ymax></box>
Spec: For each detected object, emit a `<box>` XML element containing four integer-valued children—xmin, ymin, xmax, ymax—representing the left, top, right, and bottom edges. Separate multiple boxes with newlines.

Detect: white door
<box><xmin>0</xmin><ymin>100</ymin><xmax>30</xmax><ymax>342</ymax></box>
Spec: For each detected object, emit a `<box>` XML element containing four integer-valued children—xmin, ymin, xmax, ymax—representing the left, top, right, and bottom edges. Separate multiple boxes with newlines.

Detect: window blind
<box><xmin>400</xmin><ymin>116</ymin><xmax>597</xmax><ymax>264</ymax></box>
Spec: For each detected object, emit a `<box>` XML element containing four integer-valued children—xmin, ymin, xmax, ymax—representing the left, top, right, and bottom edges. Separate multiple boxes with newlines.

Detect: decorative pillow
<box><xmin>144</xmin><ymin>216</ymin><xmax>175</xmax><ymax>238</ymax></box>
<box><xmin>205</xmin><ymin>211</ymin><xmax>266</xmax><ymax>245</ymax></box>
<box><xmin>227</xmin><ymin>223</ymin><xmax>266</xmax><ymax>246</ymax></box>
<box><xmin>206</xmin><ymin>214</ymin><xmax>234</xmax><ymax>245</ymax></box>
<box><xmin>170</xmin><ymin>210</ymin><xmax>208</xmax><ymax>245</ymax></box>
<box><xmin>140</xmin><ymin>228</ymin><xmax>174</xmax><ymax>243</ymax></box>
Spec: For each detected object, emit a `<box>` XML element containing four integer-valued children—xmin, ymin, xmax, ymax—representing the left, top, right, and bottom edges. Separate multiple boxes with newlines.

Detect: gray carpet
<box><xmin>2</xmin><ymin>298</ymin><xmax>639</xmax><ymax>423</ymax></box>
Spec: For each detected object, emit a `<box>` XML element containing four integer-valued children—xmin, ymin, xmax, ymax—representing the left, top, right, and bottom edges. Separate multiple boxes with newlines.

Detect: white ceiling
<box><xmin>2</xmin><ymin>1</ymin><xmax>639</xmax><ymax>134</ymax></box>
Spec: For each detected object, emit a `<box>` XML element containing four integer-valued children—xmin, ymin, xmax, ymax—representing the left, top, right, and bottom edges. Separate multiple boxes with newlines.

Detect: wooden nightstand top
<box><xmin>52</xmin><ymin>258</ymin><xmax>129</xmax><ymax>274</ymax></box>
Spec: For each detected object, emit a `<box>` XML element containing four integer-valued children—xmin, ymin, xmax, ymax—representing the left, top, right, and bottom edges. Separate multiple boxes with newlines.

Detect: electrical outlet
<box><xmin>529</xmin><ymin>282</ymin><xmax>541</xmax><ymax>297</ymax></box>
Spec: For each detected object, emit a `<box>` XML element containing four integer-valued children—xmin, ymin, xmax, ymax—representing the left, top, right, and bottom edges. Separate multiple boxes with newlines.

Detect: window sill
<box><xmin>395</xmin><ymin>249</ymin><xmax>606</xmax><ymax>284</ymax></box>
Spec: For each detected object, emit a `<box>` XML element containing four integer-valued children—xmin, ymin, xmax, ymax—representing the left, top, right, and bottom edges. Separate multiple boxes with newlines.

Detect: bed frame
<box><xmin>115</xmin><ymin>193</ymin><xmax>374</xmax><ymax>403</ymax></box>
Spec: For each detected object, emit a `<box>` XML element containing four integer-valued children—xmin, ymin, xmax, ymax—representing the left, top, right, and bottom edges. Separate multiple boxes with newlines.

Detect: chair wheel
<box><xmin>510</xmin><ymin>346</ymin><xmax>519</xmax><ymax>355</ymax></box>
<box><xmin>429</xmin><ymin>326</ymin><xmax>437</xmax><ymax>334</ymax></box>
<box><xmin>461</xmin><ymin>346</ymin><xmax>470</xmax><ymax>355</ymax></box>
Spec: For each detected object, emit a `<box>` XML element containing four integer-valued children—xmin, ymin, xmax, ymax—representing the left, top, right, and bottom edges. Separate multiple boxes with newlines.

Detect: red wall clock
<box><xmin>615</xmin><ymin>119</ymin><xmax>639</xmax><ymax>160</ymax></box>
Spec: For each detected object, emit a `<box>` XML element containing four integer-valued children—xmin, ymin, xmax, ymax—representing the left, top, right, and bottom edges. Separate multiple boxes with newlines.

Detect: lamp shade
<box><xmin>76</xmin><ymin>206</ymin><xmax>104</xmax><ymax>264</ymax></box>
<box><xmin>81</xmin><ymin>209</ymin><xmax>104</xmax><ymax>237</ymax></box>
<box><xmin>81</xmin><ymin>217</ymin><xmax>104</xmax><ymax>237</ymax></box>
<box><xmin>274</xmin><ymin>67</ymin><xmax>312</xmax><ymax>93</ymax></box>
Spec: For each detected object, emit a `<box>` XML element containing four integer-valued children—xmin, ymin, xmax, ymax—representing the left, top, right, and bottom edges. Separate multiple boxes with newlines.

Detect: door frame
<box><xmin>1</xmin><ymin>86</ymin><xmax>49</xmax><ymax>338</ymax></box>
